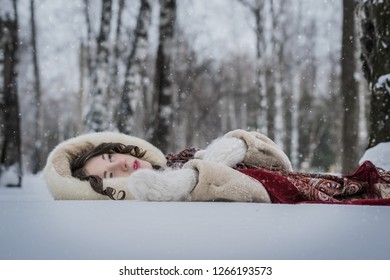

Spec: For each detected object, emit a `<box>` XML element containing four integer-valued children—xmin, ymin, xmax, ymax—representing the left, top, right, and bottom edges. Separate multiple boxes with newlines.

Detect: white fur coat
<box><xmin>127</xmin><ymin>130</ymin><xmax>292</xmax><ymax>203</ymax></box>
<box><xmin>44</xmin><ymin>129</ymin><xmax>292</xmax><ymax>202</ymax></box>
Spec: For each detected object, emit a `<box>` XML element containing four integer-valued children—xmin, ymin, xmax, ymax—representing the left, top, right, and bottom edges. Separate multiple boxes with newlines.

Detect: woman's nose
<box><xmin>112</xmin><ymin>159</ymin><xmax>127</xmax><ymax>171</ymax></box>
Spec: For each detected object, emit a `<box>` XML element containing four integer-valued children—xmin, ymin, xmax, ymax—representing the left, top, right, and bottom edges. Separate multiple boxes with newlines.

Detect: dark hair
<box><xmin>69</xmin><ymin>142</ymin><xmax>147</xmax><ymax>200</ymax></box>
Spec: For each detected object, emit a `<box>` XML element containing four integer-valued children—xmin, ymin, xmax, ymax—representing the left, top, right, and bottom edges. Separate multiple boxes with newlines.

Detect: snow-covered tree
<box><xmin>359</xmin><ymin>0</ymin><xmax>390</xmax><ymax>149</ymax></box>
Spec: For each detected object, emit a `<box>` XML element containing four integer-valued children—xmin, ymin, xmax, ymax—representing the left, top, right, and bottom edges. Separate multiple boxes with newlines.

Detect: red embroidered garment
<box><xmin>166</xmin><ymin>148</ymin><xmax>390</xmax><ymax>205</ymax></box>
<box><xmin>239</xmin><ymin>161</ymin><xmax>390</xmax><ymax>205</ymax></box>
<box><xmin>166</xmin><ymin>147</ymin><xmax>200</xmax><ymax>169</ymax></box>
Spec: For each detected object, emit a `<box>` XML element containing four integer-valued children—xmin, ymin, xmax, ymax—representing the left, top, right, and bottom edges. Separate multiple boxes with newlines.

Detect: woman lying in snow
<box><xmin>43</xmin><ymin>129</ymin><xmax>390</xmax><ymax>205</ymax></box>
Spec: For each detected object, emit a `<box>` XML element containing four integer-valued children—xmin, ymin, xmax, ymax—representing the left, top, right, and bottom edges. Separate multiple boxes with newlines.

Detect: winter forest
<box><xmin>0</xmin><ymin>0</ymin><xmax>390</xmax><ymax>187</ymax></box>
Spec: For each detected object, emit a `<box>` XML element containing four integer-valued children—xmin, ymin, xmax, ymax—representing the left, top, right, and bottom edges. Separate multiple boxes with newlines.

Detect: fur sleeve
<box><xmin>195</xmin><ymin>137</ymin><xmax>247</xmax><ymax>167</ymax></box>
<box><xmin>224</xmin><ymin>129</ymin><xmax>293</xmax><ymax>171</ymax></box>
<box><xmin>127</xmin><ymin>168</ymin><xmax>198</xmax><ymax>201</ymax></box>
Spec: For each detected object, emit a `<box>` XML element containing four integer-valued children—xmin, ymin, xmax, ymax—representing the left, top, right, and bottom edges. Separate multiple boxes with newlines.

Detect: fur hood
<box><xmin>43</xmin><ymin>132</ymin><xmax>166</xmax><ymax>200</ymax></box>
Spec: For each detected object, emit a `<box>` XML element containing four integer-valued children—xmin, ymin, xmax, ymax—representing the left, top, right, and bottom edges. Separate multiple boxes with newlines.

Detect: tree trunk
<box><xmin>151</xmin><ymin>0</ymin><xmax>176</xmax><ymax>153</ymax></box>
<box><xmin>265</xmin><ymin>68</ymin><xmax>275</xmax><ymax>140</ymax></box>
<box><xmin>0</xmin><ymin>0</ymin><xmax>22</xmax><ymax>186</ymax></box>
<box><xmin>238</xmin><ymin>0</ymin><xmax>267</xmax><ymax>133</ymax></box>
<box><xmin>84</xmin><ymin>0</ymin><xmax>113</xmax><ymax>132</ymax></box>
<box><xmin>266</xmin><ymin>0</ymin><xmax>280</xmax><ymax>142</ymax></box>
<box><xmin>359</xmin><ymin>0</ymin><xmax>390</xmax><ymax>149</ymax></box>
<box><xmin>341</xmin><ymin>0</ymin><xmax>360</xmax><ymax>174</ymax></box>
<box><xmin>30</xmin><ymin>0</ymin><xmax>43</xmax><ymax>174</ymax></box>
<box><xmin>82</xmin><ymin>0</ymin><xmax>93</xmax><ymax>81</ymax></box>
<box><xmin>77</xmin><ymin>42</ymin><xmax>86</xmax><ymax>134</ymax></box>
<box><xmin>297</xmin><ymin>20</ymin><xmax>317</xmax><ymax>170</ymax></box>
<box><xmin>297</xmin><ymin>85</ymin><xmax>313</xmax><ymax>169</ymax></box>
<box><xmin>117</xmin><ymin>0</ymin><xmax>152</xmax><ymax>134</ymax></box>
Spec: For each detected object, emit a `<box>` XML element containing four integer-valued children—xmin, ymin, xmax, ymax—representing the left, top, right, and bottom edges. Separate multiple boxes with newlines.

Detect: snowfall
<box><xmin>0</xmin><ymin>143</ymin><xmax>390</xmax><ymax>260</ymax></box>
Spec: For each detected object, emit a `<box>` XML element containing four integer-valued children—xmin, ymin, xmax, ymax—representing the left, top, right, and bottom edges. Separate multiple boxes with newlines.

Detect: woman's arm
<box><xmin>196</xmin><ymin>129</ymin><xmax>293</xmax><ymax>171</ymax></box>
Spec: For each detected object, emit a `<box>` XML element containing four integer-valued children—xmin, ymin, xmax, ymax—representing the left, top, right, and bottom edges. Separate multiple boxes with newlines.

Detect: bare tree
<box><xmin>76</xmin><ymin>0</ymin><xmax>94</xmax><ymax>134</ymax></box>
<box><xmin>0</xmin><ymin>0</ymin><xmax>22</xmax><ymax>186</ymax></box>
<box><xmin>151</xmin><ymin>0</ymin><xmax>176</xmax><ymax>153</ymax></box>
<box><xmin>117</xmin><ymin>0</ymin><xmax>152</xmax><ymax>134</ymax></box>
<box><xmin>297</xmin><ymin>19</ymin><xmax>317</xmax><ymax>169</ymax></box>
<box><xmin>111</xmin><ymin>0</ymin><xmax>125</xmax><ymax>88</ymax></box>
<box><xmin>278</xmin><ymin>0</ymin><xmax>294</xmax><ymax>160</ymax></box>
<box><xmin>341</xmin><ymin>0</ymin><xmax>359</xmax><ymax>173</ymax></box>
<box><xmin>30</xmin><ymin>0</ymin><xmax>43</xmax><ymax>174</ymax></box>
<box><xmin>238</xmin><ymin>0</ymin><xmax>267</xmax><ymax>133</ymax></box>
<box><xmin>359</xmin><ymin>0</ymin><xmax>390</xmax><ymax>149</ymax></box>
<box><xmin>84</xmin><ymin>0</ymin><xmax>113</xmax><ymax>132</ymax></box>
<box><xmin>82</xmin><ymin>0</ymin><xmax>94</xmax><ymax>80</ymax></box>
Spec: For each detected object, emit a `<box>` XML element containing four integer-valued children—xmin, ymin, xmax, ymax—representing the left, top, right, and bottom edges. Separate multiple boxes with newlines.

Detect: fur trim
<box><xmin>43</xmin><ymin>132</ymin><xmax>166</xmax><ymax>200</ymax></box>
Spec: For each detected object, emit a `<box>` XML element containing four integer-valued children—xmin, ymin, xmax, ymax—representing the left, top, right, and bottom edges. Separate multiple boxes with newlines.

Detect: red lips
<box><xmin>133</xmin><ymin>159</ymin><xmax>140</xmax><ymax>171</ymax></box>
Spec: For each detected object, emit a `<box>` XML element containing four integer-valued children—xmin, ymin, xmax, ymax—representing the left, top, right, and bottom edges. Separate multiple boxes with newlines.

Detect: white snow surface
<box><xmin>375</xmin><ymin>73</ymin><xmax>390</xmax><ymax>93</ymax></box>
<box><xmin>1</xmin><ymin>143</ymin><xmax>390</xmax><ymax>260</ymax></box>
<box><xmin>360</xmin><ymin>142</ymin><xmax>390</xmax><ymax>170</ymax></box>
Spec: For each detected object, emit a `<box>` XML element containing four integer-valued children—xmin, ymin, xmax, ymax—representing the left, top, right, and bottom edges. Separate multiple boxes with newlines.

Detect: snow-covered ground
<box><xmin>0</xmin><ymin>143</ymin><xmax>390</xmax><ymax>260</ymax></box>
<box><xmin>359</xmin><ymin>141</ymin><xmax>390</xmax><ymax>170</ymax></box>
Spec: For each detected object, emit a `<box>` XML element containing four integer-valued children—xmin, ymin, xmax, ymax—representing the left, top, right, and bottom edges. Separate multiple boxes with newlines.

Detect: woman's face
<box><xmin>84</xmin><ymin>153</ymin><xmax>152</xmax><ymax>178</ymax></box>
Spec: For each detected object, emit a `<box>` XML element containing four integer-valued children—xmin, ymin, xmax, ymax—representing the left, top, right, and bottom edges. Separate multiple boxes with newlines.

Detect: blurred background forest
<box><xmin>1</xmin><ymin>0</ymin><xmax>390</xmax><ymax>186</ymax></box>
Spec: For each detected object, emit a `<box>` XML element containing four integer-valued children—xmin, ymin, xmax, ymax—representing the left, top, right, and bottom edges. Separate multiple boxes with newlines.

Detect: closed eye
<box><xmin>102</xmin><ymin>154</ymin><xmax>113</xmax><ymax>162</ymax></box>
<box><xmin>103</xmin><ymin>171</ymin><xmax>114</xmax><ymax>179</ymax></box>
